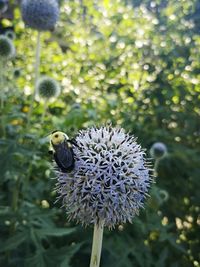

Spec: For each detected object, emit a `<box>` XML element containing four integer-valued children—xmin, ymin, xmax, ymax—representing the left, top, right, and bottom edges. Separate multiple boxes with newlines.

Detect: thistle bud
<box><xmin>150</xmin><ymin>142</ymin><xmax>167</xmax><ymax>159</ymax></box>
<box><xmin>0</xmin><ymin>35</ymin><xmax>15</xmax><ymax>59</ymax></box>
<box><xmin>36</xmin><ymin>76</ymin><xmax>60</xmax><ymax>102</ymax></box>
<box><xmin>13</xmin><ymin>68</ymin><xmax>21</xmax><ymax>79</ymax></box>
<box><xmin>5</xmin><ymin>30</ymin><xmax>16</xmax><ymax>40</ymax></box>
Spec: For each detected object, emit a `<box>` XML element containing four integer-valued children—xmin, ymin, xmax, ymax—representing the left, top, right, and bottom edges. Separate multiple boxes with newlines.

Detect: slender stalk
<box><xmin>153</xmin><ymin>158</ymin><xmax>160</xmax><ymax>178</ymax></box>
<box><xmin>6</xmin><ymin>177</ymin><xmax>20</xmax><ymax>263</ymax></box>
<box><xmin>27</xmin><ymin>31</ymin><xmax>41</xmax><ymax>127</ymax></box>
<box><xmin>90</xmin><ymin>221</ymin><xmax>104</xmax><ymax>267</ymax></box>
<box><xmin>10</xmin><ymin>177</ymin><xmax>20</xmax><ymax>233</ymax></box>
<box><xmin>41</xmin><ymin>101</ymin><xmax>48</xmax><ymax>124</ymax></box>
<box><xmin>0</xmin><ymin>60</ymin><xmax>6</xmax><ymax>137</ymax></box>
<box><xmin>0</xmin><ymin>60</ymin><xmax>4</xmax><ymax>109</ymax></box>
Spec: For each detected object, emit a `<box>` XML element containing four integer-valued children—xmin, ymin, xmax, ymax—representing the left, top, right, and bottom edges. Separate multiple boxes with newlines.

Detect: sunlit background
<box><xmin>0</xmin><ymin>0</ymin><xmax>199</xmax><ymax>266</ymax></box>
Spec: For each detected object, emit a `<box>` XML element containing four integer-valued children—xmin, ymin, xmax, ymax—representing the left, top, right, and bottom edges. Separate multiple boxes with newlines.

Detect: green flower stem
<box><xmin>41</xmin><ymin>100</ymin><xmax>48</xmax><ymax>124</ymax></box>
<box><xmin>154</xmin><ymin>158</ymin><xmax>160</xmax><ymax>178</ymax></box>
<box><xmin>0</xmin><ymin>60</ymin><xmax>5</xmax><ymax>109</ymax></box>
<box><xmin>12</xmin><ymin>179</ymin><xmax>20</xmax><ymax>212</ymax></box>
<box><xmin>27</xmin><ymin>31</ymin><xmax>41</xmax><ymax>127</ymax></box>
<box><xmin>10</xmin><ymin>177</ymin><xmax>20</xmax><ymax>234</ymax></box>
<box><xmin>6</xmin><ymin>177</ymin><xmax>20</xmax><ymax>263</ymax></box>
<box><xmin>0</xmin><ymin>60</ymin><xmax>6</xmax><ymax>137</ymax></box>
<box><xmin>89</xmin><ymin>221</ymin><xmax>104</xmax><ymax>267</ymax></box>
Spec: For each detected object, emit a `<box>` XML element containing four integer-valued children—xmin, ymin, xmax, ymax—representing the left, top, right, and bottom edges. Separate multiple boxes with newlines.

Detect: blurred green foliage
<box><xmin>0</xmin><ymin>0</ymin><xmax>200</xmax><ymax>266</ymax></box>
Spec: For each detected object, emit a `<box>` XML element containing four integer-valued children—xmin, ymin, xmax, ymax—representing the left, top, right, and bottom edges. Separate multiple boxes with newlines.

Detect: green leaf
<box><xmin>0</xmin><ymin>232</ymin><xmax>27</xmax><ymax>252</ymax></box>
<box><xmin>35</xmin><ymin>227</ymin><xmax>76</xmax><ymax>238</ymax></box>
<box><xmin>155</xmin><ymin>247</ymin><xmax>169</xmax><ymax>267</ymax></box>
<box><xmin>59</xmin><ymin>243</ymin><xmax>83</xmax><ymax>267</ymax></box>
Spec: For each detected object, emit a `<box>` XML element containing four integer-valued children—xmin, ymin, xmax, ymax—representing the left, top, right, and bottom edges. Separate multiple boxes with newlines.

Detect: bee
<box><xmin>49</xmin><ymin>130</ymin><xmax>77</xmax><ymax>172</ymax></box>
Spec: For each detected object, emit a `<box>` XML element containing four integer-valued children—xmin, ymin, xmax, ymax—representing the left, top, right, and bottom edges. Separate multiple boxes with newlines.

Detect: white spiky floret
<box><xmin>55</xmin><ymin>126</ymin><xmax>153</xmax><ymax>228</ymax></box>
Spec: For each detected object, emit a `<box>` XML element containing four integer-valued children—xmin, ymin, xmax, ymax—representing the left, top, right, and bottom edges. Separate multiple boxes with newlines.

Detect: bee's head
<box><xmin>51</xmin><ymin>131</ymin><xmax>69</xmax><ymax>145</ymax></box>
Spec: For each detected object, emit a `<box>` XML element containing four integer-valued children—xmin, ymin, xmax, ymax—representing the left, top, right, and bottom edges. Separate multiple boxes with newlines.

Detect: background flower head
<box><xmin>21</xmin><ymin>0</ymin><xmax>59</xmax><ymax>31</ymax></box>
<box><xmin>36</xmin><ymin>76</ymin><xmax>61</xmax><ymax>102</ymax></box>
<box><xmin>0</xmin><ymin>35</ymin><xmax>15</xmax><ymax>59</ymax></box>
<box><xmin>5</xmin><ymin>30</ymin><xmax>16</xmax><ymax>40</ymax></box>
<box><xmin>150</xmin><ymin>142</ymin><xmax>167</xmax><ymax>160</ymax></box>
<box><xmin>0</xmin><ymin>0</ymin><xmax>8</xmax><ymax>13</ymax></box>
<box><xmin>55</xmin><ymin>126</ymin><xmax>153</xmax><ymax>228</ymax></box>
<box><xmin>13</xmin><ymin>68</ymin><xmax>21</xmax><ymax>79</ymax></box>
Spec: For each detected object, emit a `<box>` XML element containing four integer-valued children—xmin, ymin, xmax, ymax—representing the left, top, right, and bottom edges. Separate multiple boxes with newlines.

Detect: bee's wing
<box><xmin>53</xmin><ymin>141</ymin><xmax>74</xmax><ymax>172</ymax></box>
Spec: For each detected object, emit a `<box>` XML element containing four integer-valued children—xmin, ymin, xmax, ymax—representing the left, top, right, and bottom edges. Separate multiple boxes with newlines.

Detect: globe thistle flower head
<box><xmin>150</xmin><ymin>142</ymin><xmax>167</xmax><ymax>159</ymax></box>
<box><xmin>13</xmin><ymin>68</ymin><xmax>21</xmax><ymax>79</ymax></box>
<box><xmin>0</xmin><ymin>35</ymin><xmax>15</xmax><ymax>60</ymax></box>
<box><xmin>55</xmin><ymin>126</ymin><xmax>153</xmax><ymax>228</ymax></box>
<box><xmin>21</xmin><ymin>0</ymin><xmax>59</xmax><ymax>31</ymax></box>
<box><xmin>0</xmin><ymin>0</ymin><xmax>8</xmax><ymax>13</ymax></box>
<box><xmin>5</xmin><ymin>30</ymin><xmax>16</xmax><ymax>40</ymax></box>
<box><xmin>72</xmin><ymin>103</ymin><xmax>81</xmax><ymax>109</ymax></box>
<box><xmin>36</xmin><ymin>76</ymin><xmax>60</xmax><ymax>102</ymax></box>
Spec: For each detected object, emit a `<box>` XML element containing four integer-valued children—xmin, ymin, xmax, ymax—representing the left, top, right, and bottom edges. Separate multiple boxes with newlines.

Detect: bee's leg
<box><xmin>49</xmin><ymin>142</ymin><xmax>55</xmax><ymax>154</ymax></box>
<box><xmin>68</xmin><ymin>139</ymin><xmax>79</xmax><ymax>148</ymax></box>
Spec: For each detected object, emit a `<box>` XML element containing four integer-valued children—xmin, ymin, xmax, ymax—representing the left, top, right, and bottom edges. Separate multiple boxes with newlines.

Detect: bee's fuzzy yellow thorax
<box><xmin>51</xmin><ymin>131</ymin><xmax>68</xmax><ymax>145</ymax></box>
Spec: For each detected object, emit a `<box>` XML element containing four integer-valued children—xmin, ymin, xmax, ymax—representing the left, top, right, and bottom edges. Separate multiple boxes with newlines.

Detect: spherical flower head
<box><xmin>5</xmin><ymin>30</ymin><xmax>16</xmax><ymax>40</ymax></box>
<box><xmin>13</xmin><ymin>68</ymin><xmax>21</xmax><ymax>78</ymax></box>
<box><xmin>21</xmin><ymin>0</ymin><xmax>59</xmax><ymax>31</ymax></box>
<box><xmin>0</xmin><ymin>0</ymin><xmax>8</xmax><ymax>13</ymax></box>
<box><xmin>55</xmin><ymin>126</ymin><xmax>153</xmax><ymax>228</ymax></box>
<box><xmin>0</xmin><ymin>35</ymin><xmax>15</xmax><ymax>59</ymax></box>
<box><xmin>36</xmin><ymin>76</ymin><xmax>60</xmax><ymax>102</ymax></box>
<box><xmin>150</xmin><ymin>142</ymin><xmax>167</xmax><ymax>159</ymax></box>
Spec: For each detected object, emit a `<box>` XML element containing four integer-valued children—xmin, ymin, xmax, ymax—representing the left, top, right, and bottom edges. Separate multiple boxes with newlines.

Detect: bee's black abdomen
<box><xmin>54</xmin><ymin>153</ymin><xmax>74</xmax><ymax>172</ymax></box>
<box><xmin>52</xmin><ymin>140</ymin><xmax>75</xmax><ymax>172</ymax></box>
